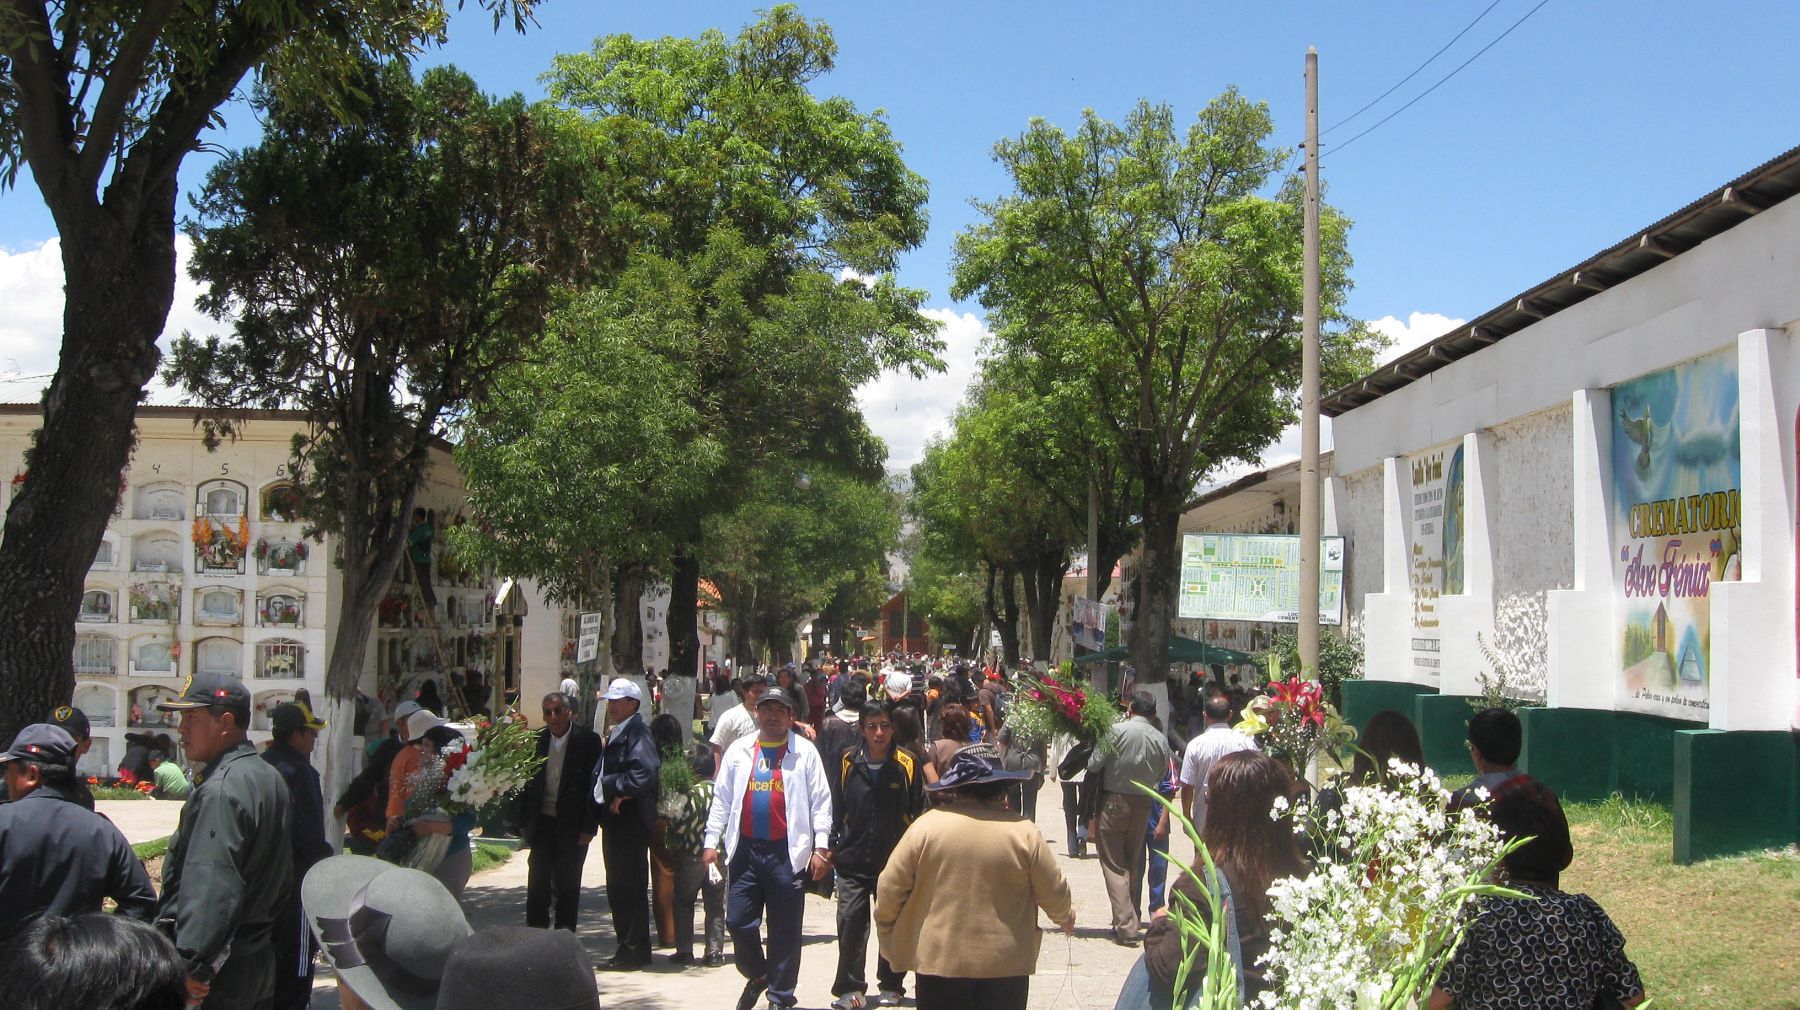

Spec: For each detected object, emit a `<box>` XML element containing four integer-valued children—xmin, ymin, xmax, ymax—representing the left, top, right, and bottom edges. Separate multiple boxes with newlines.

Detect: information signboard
<box><xmin>1176</xmin><ymin>533</ymin><xmax>1344</xmax><ymax>625</ymax></box>
<box><xmin>576</xmin><ymin>611</ymin><xmax>602</xmax><ymax>664</ymax></box>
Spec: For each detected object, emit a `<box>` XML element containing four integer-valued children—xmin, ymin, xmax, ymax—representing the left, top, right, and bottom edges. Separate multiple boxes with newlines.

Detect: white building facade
<box><xmin>1328</xmin><ymin>146</ymin><xmax>1800</xmax><ymax>862</ymax></box>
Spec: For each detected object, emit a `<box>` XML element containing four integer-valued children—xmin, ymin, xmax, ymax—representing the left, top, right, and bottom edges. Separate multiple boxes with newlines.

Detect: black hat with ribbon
<box><xmin>925</xmin><ymin>742</ymin><xmax>1033</xmax><ymax>793</ymax></box>
<box><xmin>302</xmin><ymin>855</ymin><xmax>472</xmax><ymax>1010</ymax></box>
<box><xmin>434</xmin><ymin>926</ymin><xmax>599</xmax><ymax>1010</ymax></box>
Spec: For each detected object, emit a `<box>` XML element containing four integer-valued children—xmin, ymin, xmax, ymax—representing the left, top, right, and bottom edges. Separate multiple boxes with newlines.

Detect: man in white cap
<box><xmin>592</xmin><ymin>678</ymin><xmax>661</xmax><ymax>969</ymax></box>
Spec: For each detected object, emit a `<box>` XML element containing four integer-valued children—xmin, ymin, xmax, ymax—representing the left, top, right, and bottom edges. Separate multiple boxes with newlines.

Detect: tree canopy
<box><xmin>0</xmin><ymin>0</ymin><xmax>540</xmax><ymax>758</ymax></box>
<box><xmin>455</xmin><ymin>6</ymin><xmax>938</xmax><ymax>674</ymax></box>
<box><xmin>166</xmin><ymin>60</ymin><xmax>590</xmax><ymax>801</ymax></box>
<box><xmin>953</xmin><ymin>91</ymin><xmax>1382</xmax><ymax>683</ymax></box>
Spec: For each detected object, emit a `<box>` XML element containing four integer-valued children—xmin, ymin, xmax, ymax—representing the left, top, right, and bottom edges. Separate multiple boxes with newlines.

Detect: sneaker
<box><xmin>767</xmin><ymin>998</ymin><xmax>797</xmax><ymax>1010</ymax></box>
<box><xmin>830</xmin><ymin>996</ymin><xmax>868</xmax><ymax>1010</ymax></box>
<box><xmin>736</xmin><ymin>978</ymin><xmax>769</xmax><ymax>1010</ymax></box>
<box><xmin>875</xmin><ymin>992</ymin><xmax>905</xmax><ymax>1007</ymax></box>
<box><xmin>704</xmin><ymin>951</ymin><xmax>727</xmax><ymax>968</ymax></box>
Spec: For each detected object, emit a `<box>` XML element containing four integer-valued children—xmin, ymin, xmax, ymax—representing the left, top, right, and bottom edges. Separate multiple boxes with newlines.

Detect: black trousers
<box><xmin>1061</xmin><ymin>779</ymin><xmax>1094</xmax><ymax>856</ymax></box>
<box><xmin>526</xmin><ymin>817</ymin><xmax>589</xmax><ymax>931</ymax></box>
<box><xmin>203</xmin><ymin>942</ymin><xmax>274</xmax><ymax>1010</ymax></box>
<box><xmin>269</xmin><ymin>895</ymin><xmax>316</xmax><ymax>1010</ymax></box>
<box><xmin>916</xmin><ymin>974</ymin><xmax>1028</xmax><ymax>1010</ymax></box>
<box><xmin>833</xmin><ymin>871</ymin><xmax>905</xmax><ymax>997</ymax></box>
<box><xmin>602</xmin><ymin>815</ymin><xmax>653</xmax><ymax>959</ymax></box>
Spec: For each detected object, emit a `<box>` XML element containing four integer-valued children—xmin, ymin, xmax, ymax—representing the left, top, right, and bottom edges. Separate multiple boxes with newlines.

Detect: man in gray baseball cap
<box><xmin>155</xmin><ymin>673</ymin><xmax>294</xmax><ymax>1009</ymax></box>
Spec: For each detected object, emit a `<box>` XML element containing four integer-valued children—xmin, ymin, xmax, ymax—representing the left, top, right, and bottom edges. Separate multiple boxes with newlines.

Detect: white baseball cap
<box><xmin>601</xmin><ymin>678</ymin><xmax>644</xmax><ymax>703</ymax></box>
<box><xmin>405</xmin><ymin>709</ymin><xmax>448</xmax><ymax>743</ymax></box>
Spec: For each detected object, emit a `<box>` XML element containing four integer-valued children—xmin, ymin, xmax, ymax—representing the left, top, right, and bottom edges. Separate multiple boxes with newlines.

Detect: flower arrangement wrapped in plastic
<box><xmin>1234</xmin><ymin>677</ymin><xmax>1356</xmax><ymax>776</ymax></box>
<box><xmin>381</xmin><ymin>716</ymin><xmax>544</xmax><ymax>870</ymax></box>
<box><xmin>1004</xmin><ymin>660</ymin><xmax>1121</xmax><ymax>749</ymax></box>
<box><xmin>1144</xmin><ymin>761</ymin><xmax>1528</xmax><ymax>1010</ymax></box>
<box><xmin>442</xmin><ymin>715</ymin><xmax>545</xmax><ymax>815</ymax></box>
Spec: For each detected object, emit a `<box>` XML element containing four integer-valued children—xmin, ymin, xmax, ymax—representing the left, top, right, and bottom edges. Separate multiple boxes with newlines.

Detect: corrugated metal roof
<box><xmin>1323</xmin><ymin>143</ymin><xmax>1800</xmax><ymax>417</ymax></box>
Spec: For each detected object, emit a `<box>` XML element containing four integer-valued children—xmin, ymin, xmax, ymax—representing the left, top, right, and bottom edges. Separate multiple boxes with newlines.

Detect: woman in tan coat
<box><xmin>874</xmin><ymin>747</ymin><xmax>1076</xmax><ymax>1010</ymax></box>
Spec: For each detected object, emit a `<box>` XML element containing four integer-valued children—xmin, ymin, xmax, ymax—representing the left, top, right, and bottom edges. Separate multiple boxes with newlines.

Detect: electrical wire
<box><xmin>1324</xmin><ymin>0</ymin><xmax>1555</xmax><ymax>161</ymax></box>
<box><xmin>1320</xmin><ymin>0</ymin><xmax>1505</xmax><ymax>138</ymax></box>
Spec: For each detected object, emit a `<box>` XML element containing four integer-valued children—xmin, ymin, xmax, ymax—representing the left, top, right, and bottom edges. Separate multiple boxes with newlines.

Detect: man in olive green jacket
<box><xmin>156</xmin><ymin>674</ymin><xmax>294</xmax><ymax>1010</ymax></box>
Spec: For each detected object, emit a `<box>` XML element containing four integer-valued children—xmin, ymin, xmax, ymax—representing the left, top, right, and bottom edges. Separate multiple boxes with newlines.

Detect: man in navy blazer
<box><xmin>592</xmin><ymin>677</ymin><xmax>661</xmax><ymax>969</ymax></box>
<box><xmin>520</xmin><ymin>692</ymin><xmax>602</xmax><ymax>932</ymax></box>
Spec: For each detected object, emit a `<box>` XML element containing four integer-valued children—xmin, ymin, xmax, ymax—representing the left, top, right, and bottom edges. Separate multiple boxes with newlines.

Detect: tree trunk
<box><xmin>666</xmin><ymin>550</ymin><xmax>701</xmax><ymax>680</ymax></box>
<box><xmin>998</xmin><ymin>569</ymin><xmax>1022</xmax><ymax>667</ymax></box>
<box><xmin>612</xmin><ymin>565</ymin><xmax>645</xmax><ymax>676</ymax></box>
<box><xmin>321</xmin><ymin>490</ymin><xmax>415</xmax><ymax>854</ymax></box>
<box><xmin>1023</xmin><ymin>548</ymin><xmax>1068</xmax><ymax>661</ymax></box>
<box><xmin>0</xmin><ymin>188</ymin><xmax>177</xmax><ymax>748</ymax></box>
<box><xmin>1131</xmin><ymin>486</ymin><xmax>1184</xmax><ymax>703</ymax></box>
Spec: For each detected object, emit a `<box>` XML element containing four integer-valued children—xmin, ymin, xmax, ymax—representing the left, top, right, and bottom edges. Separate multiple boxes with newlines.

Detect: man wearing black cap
<box><xmin>0</xmin><ymin>723</ymin><xmax>158</xmax><ymax>943</ymax></box>
<box><xmin>156</xmin><ymin>672</ymin><xmax>294</xmax><ymax>1010</ymax></box>
<box><xmin>262</xmin><ymin>701</ymin><xmax>331</xmax><ymax>1010</ymax></box>
<box><xmin>705</xmin><ymin>684</ymin><xmax>834</xmax><ymax>1010</ymax></box>
<box><xmin>47</xmin><ymin>704</ymin><xmax>98</xmax><ymax>810</ymax></box>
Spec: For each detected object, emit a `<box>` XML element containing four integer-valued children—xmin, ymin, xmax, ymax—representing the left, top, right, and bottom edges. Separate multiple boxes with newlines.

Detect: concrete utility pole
<box><xmin>1298</xmin><ymin>47</ymin><xmax>1322</xmax><ymax>678</ymax></box>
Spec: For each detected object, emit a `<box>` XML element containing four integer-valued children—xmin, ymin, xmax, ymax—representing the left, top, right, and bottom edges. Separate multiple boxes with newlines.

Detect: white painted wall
<box><xmin>1336</xmin><ymin>192</ymin><xmax>1800</xmax><ymax>731</ymax></box>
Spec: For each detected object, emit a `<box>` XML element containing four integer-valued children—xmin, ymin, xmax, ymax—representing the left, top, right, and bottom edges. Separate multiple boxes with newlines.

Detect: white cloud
<box><xmin>856</xmin><ymin>307</ymin><xmax>989</xmax><ymax>473</ymax></box>
<box><xmin>0</xmin><ymin>237</ymin><xmax>215</xmax><ymax>405</ymax></box>
<box><xmin>1371</xmin><ymin>310</ymin><xmax>1463</xmax><ymax>365</ymax></box>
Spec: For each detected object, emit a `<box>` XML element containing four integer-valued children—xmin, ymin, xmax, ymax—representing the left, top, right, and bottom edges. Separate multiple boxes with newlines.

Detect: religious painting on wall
<box><xmin>1406</xmin><ymin>440</ymin><xmax>1466</xmax><ymax>680</ymax></box>
<box><xmin>1611</xmin><ymin>348</ymin><xmax>1740</xmax><ymax>721</ymax></box>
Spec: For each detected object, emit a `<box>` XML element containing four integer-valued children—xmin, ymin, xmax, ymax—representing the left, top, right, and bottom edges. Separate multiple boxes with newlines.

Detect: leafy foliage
<box><xmin>166</xmin><ymin>61</ymin><xmax>594</xmax><ymax>700</ymax></box>
<box><xmin>952</xmin><ymin>92</ymin><xmax>1385</xmax><ymax>681</ymax></box>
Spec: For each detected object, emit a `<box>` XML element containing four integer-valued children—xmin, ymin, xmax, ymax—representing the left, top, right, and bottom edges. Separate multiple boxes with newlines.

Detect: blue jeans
<box><xmin>1135</xmin><ymin>802</ymin><xmax>1171</xmax><ymax>916</ymax></box>
<box><xmin>726</xmin><ymin>838</ymin><xmax>806</xmax><ymax>1006</ymax></box>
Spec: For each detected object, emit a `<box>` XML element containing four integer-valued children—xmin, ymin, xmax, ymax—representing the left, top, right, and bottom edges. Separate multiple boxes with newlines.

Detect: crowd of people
<box><xmin>0</xmin><ymin>652</ymin><xmax>1647</xmax><ymax>1010</ymax></box>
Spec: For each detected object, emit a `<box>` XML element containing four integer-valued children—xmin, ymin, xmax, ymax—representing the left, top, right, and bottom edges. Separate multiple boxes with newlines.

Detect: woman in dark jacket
<box><xmin>1143</xmin><ymin>751</ymin><xmax>1308</xmax><ymax>1008</ymax></box>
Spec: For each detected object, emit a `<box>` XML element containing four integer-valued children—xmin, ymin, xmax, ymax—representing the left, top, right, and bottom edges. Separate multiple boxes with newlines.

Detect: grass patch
<box><xmin>471</xmin><ymin>840</ymin><xmax>513</xmax><ymax>875</ymax></box>
<box><xmin>131</xmin><ymin>836</ymin><xmax>170</xmax><ymax>860</ymax></box>
<box><xmin>1562</xmin><ymin>793</ymin><xmax>1800</xmax><ymax>1010</ymax></box>
<box><xmin>94</xmin><ymin>786</ymin><xmax>150</xmax><ymax>801</ymax></box>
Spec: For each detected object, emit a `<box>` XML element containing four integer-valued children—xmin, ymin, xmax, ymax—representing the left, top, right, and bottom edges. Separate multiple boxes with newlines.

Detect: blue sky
<box><xmin>4</xmin><ymin>1</ymin><xmax>1799</xmax><ymax>470</ymax></box>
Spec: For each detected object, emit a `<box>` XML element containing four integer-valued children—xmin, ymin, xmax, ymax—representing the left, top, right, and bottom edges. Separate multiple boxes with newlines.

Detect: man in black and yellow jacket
<box><xmin>828</xmin><ymin>700</ymin><xmax>925</xmax><ymax>1010</ymax></box>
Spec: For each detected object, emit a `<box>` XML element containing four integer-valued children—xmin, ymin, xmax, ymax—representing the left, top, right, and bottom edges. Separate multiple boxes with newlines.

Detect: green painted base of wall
<box><xmin>1614</xmin><ymin>712</ymin><xmax>1687</xmax><ymax>802</ymax></box>
<box><xmin>1674</xmin><ymin>729</ymin><xmax>1800</xmax><ymax>864</ymax></box>
<box><xmin>1520</xmin><ymin>707</ymin><xmax>1616</xmax><ymax>802</ymax></box>
<box><xmin>1341</xmin><ymin>680</ymin><xmax>1436</xmax><ymax>735</ymax></box>
<box><xmin>1414</xmin><ymin>694</ymin><xmax>1478</xmax><ymax>778</ymax></box>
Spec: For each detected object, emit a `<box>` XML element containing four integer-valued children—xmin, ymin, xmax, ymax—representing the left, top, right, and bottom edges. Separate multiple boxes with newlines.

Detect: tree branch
<box><xmin>76</xmin><ymin>0</ymin><xmax>178</xmax><ymax>185</ymax></box>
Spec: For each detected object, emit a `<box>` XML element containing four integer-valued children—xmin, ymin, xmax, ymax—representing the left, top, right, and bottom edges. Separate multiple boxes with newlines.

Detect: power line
<box><xmin>1320</xmin><ymin>0</ymin><xmax>1505</xmax><ymax>138</ymax></box>
<box><xmin>1324</xmin><ymin>0</ymin><xmax>1555</xmax><ymax>160</ymax></box>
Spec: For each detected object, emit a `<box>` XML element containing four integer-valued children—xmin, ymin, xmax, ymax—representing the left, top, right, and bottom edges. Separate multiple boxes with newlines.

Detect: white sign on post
<box><xmin>576</xmin><ymin>611</ymin><xmax>602</xmax><ymax>664</ymax></box>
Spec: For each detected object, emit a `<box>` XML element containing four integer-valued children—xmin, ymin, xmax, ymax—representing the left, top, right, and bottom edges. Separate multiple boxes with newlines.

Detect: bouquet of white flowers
<box><xmin>442</xmin><ymin>714</ymin><xmax>544</xmax><ymax>816</ymax></box>
<box><xmin>1145</xmin><ymin>762</ymin><xmax>1527</xmax><ymax>1010</ymax></box>
<box><xmin>1257</xmin><ymin>762</ymin><xmax>1526</xmax><ymax>1010</ymax></box>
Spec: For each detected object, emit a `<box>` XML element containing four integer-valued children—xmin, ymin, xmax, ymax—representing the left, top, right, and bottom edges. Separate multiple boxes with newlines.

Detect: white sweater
<box><xmin>704</xmin><ymin>729</ymin><xmax>833</xmax><ymax>874</ymax></box>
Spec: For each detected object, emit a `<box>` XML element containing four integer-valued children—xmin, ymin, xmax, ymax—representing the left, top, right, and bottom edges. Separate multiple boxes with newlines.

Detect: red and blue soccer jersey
<box><xmin>739</xmin><ymin>739</ymin><xmax>789</xmax><ymax>840</ymax></box>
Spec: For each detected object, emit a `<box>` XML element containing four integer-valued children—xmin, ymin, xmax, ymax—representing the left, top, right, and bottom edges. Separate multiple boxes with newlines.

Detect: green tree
<box><xmin>705</xmin><ymin>465</ymin><xmax>899</xmax><ymax>664</ymax></box>
<box><xmin>519</xmin><ymin>5</ymin><xmax>938</xmax><ymax>678</ymax></box>
<box><xmin>953</xmin><ymin>92</ymin><xmax>1382</xmax><ymax>687</ymax></box>
<box><xmin>165</xmin><ymin>62</ymin><xmax>591</xmax><ymax>803</ymax></box>
<box><xmin>0</xmin><ymin>0</ymin><xmax>537</xmax><ymax>752</ymax></box>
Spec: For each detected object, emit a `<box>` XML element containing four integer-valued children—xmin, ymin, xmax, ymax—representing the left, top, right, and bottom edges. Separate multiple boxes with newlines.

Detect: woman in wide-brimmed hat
<box><xmin>873</xmin><ymin>747</ymin><xmax>1076</xmax><ymax>1010</ymax></box>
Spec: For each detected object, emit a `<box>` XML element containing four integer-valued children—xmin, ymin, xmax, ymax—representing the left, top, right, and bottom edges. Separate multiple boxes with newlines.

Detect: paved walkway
<box><xmin>97</xmin><ymin>797</ymin><xmax>185</xmax><ymax>844</ymax></box>
<box><xmin>309</xmin><ymin>781</ymin><xmax>1194</xmax><ymax>1010</ymax></box>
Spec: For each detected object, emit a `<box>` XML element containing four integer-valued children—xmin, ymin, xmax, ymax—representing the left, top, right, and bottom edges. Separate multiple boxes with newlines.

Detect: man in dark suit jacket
<box><xmin>520</xmin><ymin>692</ymin><xmax>602</xmax><ymax>932</ymax></box>
<box><xmin>592</xmin><ymin>678</ymin><xmax>661</xmax><ymax>969</ymax></box>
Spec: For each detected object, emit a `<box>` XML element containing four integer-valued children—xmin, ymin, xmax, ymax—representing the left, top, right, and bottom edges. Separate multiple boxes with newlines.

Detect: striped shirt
<box><xmin>739</xmin><ymin>740</ymin><xmax>789</xmax><ymax>840</ymax></box>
